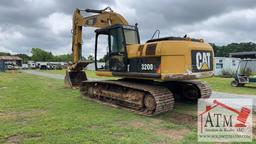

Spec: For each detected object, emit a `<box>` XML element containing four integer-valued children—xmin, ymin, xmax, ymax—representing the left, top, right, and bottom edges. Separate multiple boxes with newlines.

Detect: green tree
<box><xmin>14</xmin><ymin>54</ymin><xmax>31</xmax><ymax>63</ymax></box>
<box><xmin>31</xmin><ymin>48</ymin><xmax>54</xmax><ymax>61</ymax></box>
<box><xmin>0</xmin><ymin>52</ymin><xmax>11</xmax><ymax>56</ymax></box>
<box><xmin>87</xmin><ymin>55</ymin><xmax>94</xmax><ymax>61</ymax></box>
<box><xmin>214</xmin><ymin>42</ymin><xmax>256</xmax><ymax>57</ymax></box>
<box><xmin>53</xmin><ymin>54</ymin><xmax>73</xmax><ymax>62</ymax></box>
<box><xmin>98</xmin><ymin>54</ymin><xmax>108</xmax><ymax>62</ymax></box>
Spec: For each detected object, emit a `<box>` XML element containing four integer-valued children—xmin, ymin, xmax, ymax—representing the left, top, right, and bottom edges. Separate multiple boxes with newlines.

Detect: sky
<box><xmin>0</xmin><ymin>0</ymin><xmax>256</xmax><ymax>58</ymax></box>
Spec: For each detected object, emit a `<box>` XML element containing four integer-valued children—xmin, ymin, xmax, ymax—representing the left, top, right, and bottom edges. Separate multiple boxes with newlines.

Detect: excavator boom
<box><xmin>65</xmin><ymin>7</ymin><xmax>129</xmax><ymax>88</ymax></box>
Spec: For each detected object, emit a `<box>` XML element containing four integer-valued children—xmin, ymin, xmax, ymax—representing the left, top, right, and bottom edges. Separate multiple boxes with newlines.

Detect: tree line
<box><xmin>0</xmin><ymin>48</ymin><xmax>78</xmax><ymax>63</ymax></box>
<box><xmin>30</xmin><ymin>48</ymin><xmax>74</xmax><ymax>62</ymax></box>
<box><xmin>0</xmin><ymin>48</ymin><xmax>104</xmax><ymax>63</ymax></box>
<box><xmin>0</xmin><ymin>42</ymin><xmax>256</xmax><ymax>63</ymax></box>
<box><xmin>212</xmin><ymin>42</ymin><xmax>256</xmax><ymax>57</ymax></box>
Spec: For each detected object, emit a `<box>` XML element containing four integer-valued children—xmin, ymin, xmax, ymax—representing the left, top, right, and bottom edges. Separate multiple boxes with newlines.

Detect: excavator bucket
<box><xmin>64</xmin><ymin>61</ymin><xmax>91</xmax><ymax>88</ymax></box>
<box><xmin>64</xmin><ymin>71</ymin><xmax>87</xmax><ymax>88</ymax></box>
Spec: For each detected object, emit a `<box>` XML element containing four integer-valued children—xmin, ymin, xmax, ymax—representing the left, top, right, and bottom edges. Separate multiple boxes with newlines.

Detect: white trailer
<box><xmin>22</xmin><ymin>64</ymin><xmax>29</xmax><ymax>69</ymax></box>
<box><xmin>28</xmin><ymin>61</ymin><xmax>36</xmax><ymax>69</ymax></box>
<box><xmin>214</xmin><ymin>57</ymin><xmax>240</xmax><ymax>76</ymax></box>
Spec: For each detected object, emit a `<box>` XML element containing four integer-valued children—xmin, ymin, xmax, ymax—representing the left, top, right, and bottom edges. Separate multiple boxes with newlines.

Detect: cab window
<box><xmin>124</xmin><ymin>29</ymin><xmax>139</xmax><ymax>45</ymax></box>
<box><xmin>109</xmin><ymin>28</ymin><xmax>125</xmax><ymax>53</ymax></box>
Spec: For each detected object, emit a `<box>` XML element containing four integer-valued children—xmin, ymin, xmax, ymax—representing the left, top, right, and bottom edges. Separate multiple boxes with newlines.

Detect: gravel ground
<box><xmin>22</xmin><ymin>70</ymin><xmax>256</xmax><ymax>111</ymax></box>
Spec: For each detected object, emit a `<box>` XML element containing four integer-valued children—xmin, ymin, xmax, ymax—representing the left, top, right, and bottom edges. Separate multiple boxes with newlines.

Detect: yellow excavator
<box><xmin>65</xmin><ymin>7</ymin><xmax>214</xmax><ymax>116</ymax></box>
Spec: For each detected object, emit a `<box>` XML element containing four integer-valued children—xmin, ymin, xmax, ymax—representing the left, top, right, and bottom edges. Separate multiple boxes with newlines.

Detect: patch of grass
<box><xmin>0</xmin><ymin>72</ymin><xmax>197</xmax><ymax>143</ymax></box>
<box><xmin>35</xmin><ymin>69</ymin><xmax>65</xmax><ymax>75</ymax></box>
<box><xmin>201</xmin><ymin>77</ymin><xmax>256</xmax><ymax>95</ymax></box>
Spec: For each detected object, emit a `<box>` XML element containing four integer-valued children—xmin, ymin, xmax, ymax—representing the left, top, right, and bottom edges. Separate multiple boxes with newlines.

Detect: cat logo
<box><xmin>196</xmin><ymin>52</ymin><xmax>211</xmax><ymax>70</ymax></box>
<box><xmin>192</xmin><ymin>50</ymin><xmax>213</xmax><ymax>72</ymax></box>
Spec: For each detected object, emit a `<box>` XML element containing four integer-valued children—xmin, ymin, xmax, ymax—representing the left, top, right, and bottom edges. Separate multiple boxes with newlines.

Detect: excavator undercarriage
<box><xmin>80</xmin><ymin>79</ymin><xmax>211</xmax><ymax>116</ymax></box>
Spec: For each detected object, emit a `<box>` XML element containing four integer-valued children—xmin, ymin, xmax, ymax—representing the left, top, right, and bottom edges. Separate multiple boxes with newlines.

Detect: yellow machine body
<box><xmin>96</xmin><ymin>40</ymin><xmax>214</xmax><ymax>81</ymax></box>
<box><xmin>67</xmin><ymin>7</ymin><xmax>214</xmax><ymax>116</ymax></box>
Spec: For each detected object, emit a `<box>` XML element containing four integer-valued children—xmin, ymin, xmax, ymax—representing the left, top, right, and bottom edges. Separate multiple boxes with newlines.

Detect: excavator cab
<box><xmin>64</xmin><ymin>7</ymin><xmax>131</xmax><ymax>88</ymax></box>
<box><xmin>64</xmin><ymin>24</ymin><xmax>139</xmax><ymax>88</ymax></box>
<box><xmin>94</xmin><ymin>24</ymin><xmax>140</xmax><ymax>72</ymax></box>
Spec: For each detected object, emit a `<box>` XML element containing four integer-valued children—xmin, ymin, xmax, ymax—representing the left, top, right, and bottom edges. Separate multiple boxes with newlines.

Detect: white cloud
<box><xmin>166</xmin><ymin>7</ymin><xmax>256</xmax><ymax>44</ymax></box>
<box><xmin>108</xmin><ymin>1</ymin><xmax>137</xmax><ymax>24</ymax></box>
<box><xmin>0</xmin><ymin>46</ymin><xmax>12</xmax><ymax>53</ymax></box>
<box><xmin>24</xmin><ymin>0</ymin><xmax>56</xmax><ymax>10</ymax></box>
<box><xmin>40</xmin><ymin>12</ymin><xmax>72</xmax><ymax>35</ymax></box>
<box><xmin>0</xmin><ymin>26</ymin><xmax>26</xmax><ymax>54</ymax></box>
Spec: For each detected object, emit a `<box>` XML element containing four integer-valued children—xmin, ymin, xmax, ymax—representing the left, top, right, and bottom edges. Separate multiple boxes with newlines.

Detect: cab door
<box><xmin>109</xmin><ymin>27</ymin><xmax>127</xmax><ymax>72</ymax></box>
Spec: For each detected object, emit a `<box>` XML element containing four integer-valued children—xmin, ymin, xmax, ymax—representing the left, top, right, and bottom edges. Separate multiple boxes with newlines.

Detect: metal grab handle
<box><xmin>85</xmin><ymin>9</ymin><xmax>102</xmax><ymax>13</ymax></box>
<box><xmin>151</xmin><ymin>29</ymin><xmax>160</xmax><ymax>39</ymax></box>
<box><xmin>85</xmin><ymin>7</ymin><xmax>113</xmax><ymax>14</ymax></box>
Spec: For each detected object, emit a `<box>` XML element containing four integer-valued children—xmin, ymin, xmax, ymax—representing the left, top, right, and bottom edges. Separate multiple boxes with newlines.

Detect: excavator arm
<box><xmin>65</xmin><ymin>7</ymin><xmax>128</xmax><ymax>88</ymax></box>
<box><xmin>72</xmin><ymin>7</ymin><xmax>128</xmax><ymax>64</ymax></box>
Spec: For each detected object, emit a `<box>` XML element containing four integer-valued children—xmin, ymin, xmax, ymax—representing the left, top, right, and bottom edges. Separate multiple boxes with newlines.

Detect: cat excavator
<box><xmin>64</xmin><ymin>7</ymin><xmax>214</xmax><ymax>116</ymax></box>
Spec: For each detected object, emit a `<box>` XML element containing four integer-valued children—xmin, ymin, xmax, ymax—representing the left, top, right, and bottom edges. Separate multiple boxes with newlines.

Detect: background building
<box><xmin>229</xmin><ymin>51</ymin><xmax>256</xmax><ymax>59</ymax></box>
<box><xmin>0</xmin><ymin>60</ymin><xmax>5</xmax><ymax>72</ymax></box>
<box><xmin>0</xmin><ymin>56</ymin><xmax>22</xmax><ymax>66</ymax></box>
<box><xmin>0</xmin><ymin>56</ymin><xmax>22</xmax><ymax>70</ymax></box>
<box><xmin>214</xmin><ymin>57</ymin><xmax>240</xmax><ymax>76</ymax></box>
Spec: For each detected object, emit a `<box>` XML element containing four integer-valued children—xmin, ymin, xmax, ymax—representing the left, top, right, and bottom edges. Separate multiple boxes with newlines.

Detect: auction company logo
<box><xmin>198</xmin><ymin>98</ymin><xmax>253</xmax><ymax>142</ymax></box>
